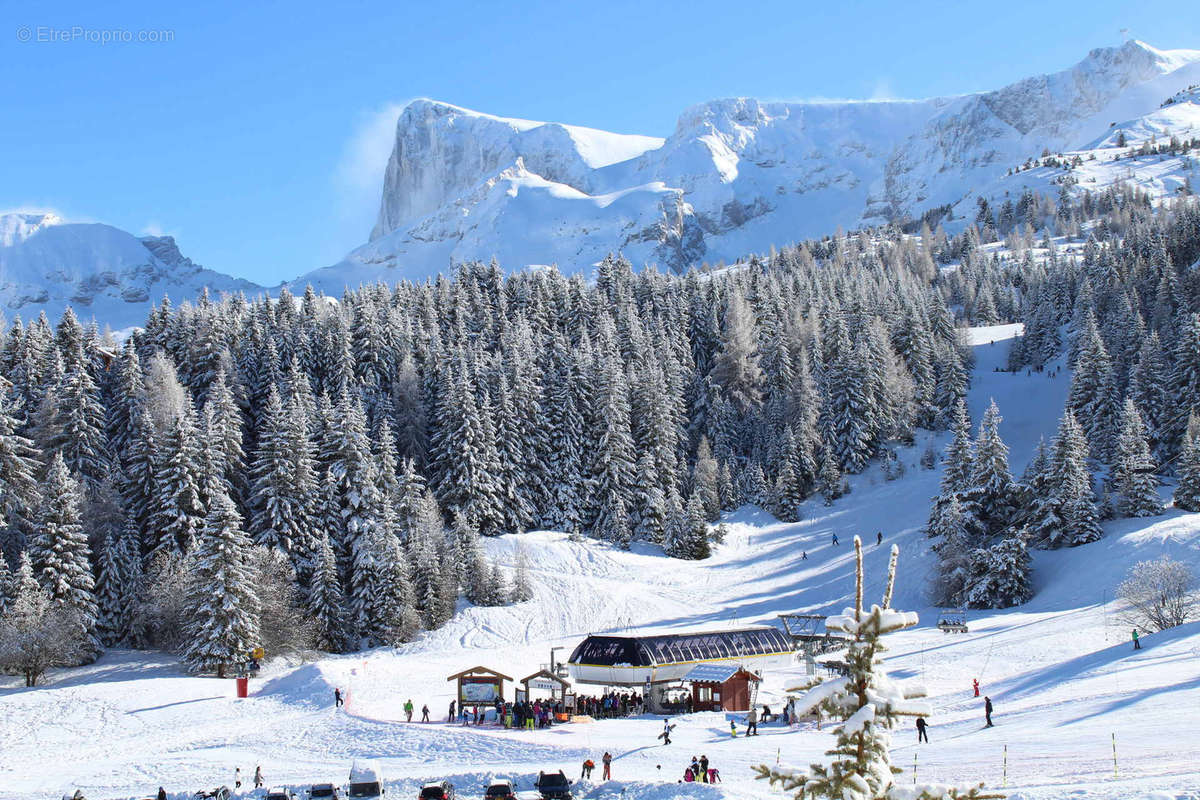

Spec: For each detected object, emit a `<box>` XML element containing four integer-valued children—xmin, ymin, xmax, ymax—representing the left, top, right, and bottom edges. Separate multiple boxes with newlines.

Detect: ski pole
<box><xmin>1112</xmin><ymin>732</ymin><xmax>1118</xmax><ymax>779</ymax></box>
<box><xmin>913</xmin><ymin>752</ymin><xmax>917</xmax><ymax>784</ymax></box>
<box><xmin>1002</xmin><ymin>744</ymin><xmax>1007</xmax><ymax>788</ymax></box>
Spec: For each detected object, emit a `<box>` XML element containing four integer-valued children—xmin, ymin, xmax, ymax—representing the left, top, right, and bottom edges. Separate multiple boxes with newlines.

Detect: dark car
<box><xmin>534</xmin><ymin>771</ymin><xmax>573</xmax><ymax>800</ymax></box>
<box><xmin>418</xmin><ymin>781</ymin><xmax>454</xmax><ymax>800</ymax></box>
<box><xmin>483</xmin><ymin>780</ymin><xmax>516</xmax><ymax>800</ymax></box>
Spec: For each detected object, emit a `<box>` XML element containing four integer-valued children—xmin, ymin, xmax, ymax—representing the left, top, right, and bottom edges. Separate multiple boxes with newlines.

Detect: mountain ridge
<box><xmin>290</xmin><ymin>39</ymin><xmax>1200</xmax><ymax>293</ymax></box>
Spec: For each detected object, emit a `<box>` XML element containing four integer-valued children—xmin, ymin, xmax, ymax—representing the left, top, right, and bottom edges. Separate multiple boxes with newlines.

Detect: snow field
<box><xmin>3</xmin><ymin>327</ymin><xmax>1200</xmax><ymax>800</ymax></box>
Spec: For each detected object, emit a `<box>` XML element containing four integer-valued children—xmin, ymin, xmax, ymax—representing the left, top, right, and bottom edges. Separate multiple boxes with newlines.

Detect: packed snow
<box><xmin>3</xmin><ymin>325</ymin><xmax>1198</xmax><ymax>800</ymax></box>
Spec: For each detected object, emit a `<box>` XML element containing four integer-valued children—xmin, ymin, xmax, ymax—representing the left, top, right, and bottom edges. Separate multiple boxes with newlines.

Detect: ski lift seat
<box><xmin>936</xmin><ymin>608</ymin><xmax>968</xmax><ymax>633</ymax></box>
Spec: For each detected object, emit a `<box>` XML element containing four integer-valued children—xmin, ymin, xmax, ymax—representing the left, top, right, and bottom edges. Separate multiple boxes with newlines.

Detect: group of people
<box><xmin>574</xmin><ymin>690</ymin><xmax>644</xmax><ymax>719</ymax></box>
<box><xmin>233</xmin><ymin>765</ymin><xmax>264</xmax><ymax>789</ymax></box>
<box><xmin>681</xmin><ymin>754</ymin><xmax>720</xmax><ymax>783</ymax></box>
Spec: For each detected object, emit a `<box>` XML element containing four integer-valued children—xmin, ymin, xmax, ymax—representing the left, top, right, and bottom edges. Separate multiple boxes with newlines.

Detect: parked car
<box><xmin>348</xmin><ymin>761</ymin><xmax>385</xmax><ymax>799</ymax></box>
<box><xmin>193</xmin><ymin>788</ymin><xmax>232</xmax><ymax>800</ymax></box>
<box><xmin>417</xmin><ymin>780</ymin><xmax>454</xmax><ymax>800</ymax></box>
<box><xmin>266</xmin><ymin>788</ymin><xmax>294</xmax><ymax>800</ymax></box>
<box><xmin>483</xmin><ymin>780</ymin><xmax>516</xmax><ymax>800</ymax></box>
<box><xmin>308</xmin><ymin>783</ymin><xmax>340</xmax><ymax>799</ymax></box>
<box><xmin>534</xmin><ymin>771</ymin><xmax>573</xmax><ymax>800</ymax></box>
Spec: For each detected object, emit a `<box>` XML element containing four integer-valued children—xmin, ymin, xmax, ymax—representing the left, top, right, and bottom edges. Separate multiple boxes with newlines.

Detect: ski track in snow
<box><xmin>3</xmin><ymin>325</ymin><xmax>1200</xmax><ymax>800</ymax></box>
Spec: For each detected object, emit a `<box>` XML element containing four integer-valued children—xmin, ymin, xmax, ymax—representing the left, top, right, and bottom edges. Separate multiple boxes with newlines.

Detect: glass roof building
<box><xmin>566</xmin><ymin>627</ymin><xmax>795</xmax><ymax>686</ymax></box>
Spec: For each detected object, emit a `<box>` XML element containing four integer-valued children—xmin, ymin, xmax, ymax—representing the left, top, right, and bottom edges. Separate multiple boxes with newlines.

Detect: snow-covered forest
<box><xmin>2</xmin><ymin>185</ymin><xmax>1199</xmax><ymax>678</ymax></box>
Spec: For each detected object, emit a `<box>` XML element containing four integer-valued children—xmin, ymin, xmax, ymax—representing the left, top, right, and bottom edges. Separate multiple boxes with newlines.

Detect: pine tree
<box><xmin>510</xmin><ymin>542</ymin><xmax>534</xmax><ymax>603</ymax></box>
<box><xmin>1067</xmin><ymin>313</ymin><xmax>1120</xmax><ymax>460</ymax></box>
<box><xmin>692</xmin><ymin>437</ymin><xmax>721</xmax><ymax>521</ymax></box>
<box><xmin>818</xmin><ymin>448</ymin><xmax>845</xmax><ymax>505</ymax></box>
<box><xmin>1032</xmin><ymin>411</ymin><xmax>1102</xmax><ymax>548</ymax></box>
<box><xmin>1174</xmin><ymin>426</ymin><xmax>1200</xmax><ymax>512</ymax></box>
<box><xmin>929</xmin><ymin>494</ymin><xmax>973</xmax><ymax>606</ymax></box>
<box><xmin>182</xmin><ymin>478</ymin><xmax>260</xmax><ymax>676</ymax></box>
<box><xmin>1111</xmin><ymin>399</ymin><xmax>1163</xmax><ymax>517</ymax></box>
<box><xmin>667</xmin><ymin>490</ymin><xmax>711</xmax><ymax>560</ymax></box>
<box><xmin>48</xmin><ymin>362</ymin><xmax>109</xmax><ymax>491</ymax></box>
<box><xmin>755</xmin><ymin>538</ymin><xmax>999</xmax><ymax>800</ymax></box>
<box><xmin>966</xmin><ymin>535</ymin><xmax>1034</xmax><ymax>609</ymax></box>
<box><xmin>149</xmin><ymin>407</ymin><xmax>205</xmax><ymax>559</ymax></box>
<box><xmin>94</xmin><ymin>533</ymin><xmax>125</xmax><ymax>647</ymax></box>
<box><xmin>307</xmin><ymin>530</ymin><xmax>350</xmax><ymax>652</ymax></box>
<box><xmin>967</xmin><ymin>400</ymin><xmax>1015</xmax><ymax>530</ymax></box>
<box><xmin>30</xmin><ymin>453</ymin><xmax>98</xmax><ymax>653</ymax></box>
<box><xmin>0</xmin><ymin>393</ymin><xmax>41</xmax><ymax>556</ymax></box>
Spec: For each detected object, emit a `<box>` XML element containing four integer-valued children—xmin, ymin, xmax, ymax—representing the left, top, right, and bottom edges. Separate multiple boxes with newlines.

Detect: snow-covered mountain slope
<box><xmin>0</xmin><ymin>212</ymin><xmax>262</xmax><ymax>329</ymax></box>
<box><xmin>962</xmin><ymin>82</ymin><xmax>1200</xmax><ymax>213</ymax></box>
<box><xmin>5</xmin><ymin>326</ymin><xmax>1199</xmax><ymax>800</ymax></box>
<box><xmin>291</xmin><ymin>40</ymin><xmax>1200</xmax><ymax>291</ymax></box>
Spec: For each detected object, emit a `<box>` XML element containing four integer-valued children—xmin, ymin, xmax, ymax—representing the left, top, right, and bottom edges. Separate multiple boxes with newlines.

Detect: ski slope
<box><xmin>2</xmin><ymin>327</ymin><xmax>1199</xmax><ymax>800</ymax></box>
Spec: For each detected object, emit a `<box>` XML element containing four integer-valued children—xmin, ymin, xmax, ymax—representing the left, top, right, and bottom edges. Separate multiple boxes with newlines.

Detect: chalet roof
<box><xmin>446</xmin><ymin>665</ymin><xmax>513</xmax><ymax>682</ymax></box>
<box><xmin>520</xmin><ymin>668</ymin><xmax>570</xmax><ymax>687</ymax></box>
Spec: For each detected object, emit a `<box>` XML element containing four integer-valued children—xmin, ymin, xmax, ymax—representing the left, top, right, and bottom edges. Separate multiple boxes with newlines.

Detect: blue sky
<box><xmin>4</xmin><ymin>0</ymin><xmax>1197</xmax><ymax>285</ymax></box>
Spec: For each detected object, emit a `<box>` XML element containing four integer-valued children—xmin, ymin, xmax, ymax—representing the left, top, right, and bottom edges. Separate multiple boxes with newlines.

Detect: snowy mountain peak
<box><xmin>0</xmin><ymin>211</ymin><xmax>64</xmax><ymax>247</ymax></box>
<box><xmin>0</xmin><ymin>214</ymin><xmax>260</xmax><ymax>329</ymax></box>
<box><xmin>295</xmin><ymin>40</ymin><xmax>1198</xmax><ymax>292</ymax></box>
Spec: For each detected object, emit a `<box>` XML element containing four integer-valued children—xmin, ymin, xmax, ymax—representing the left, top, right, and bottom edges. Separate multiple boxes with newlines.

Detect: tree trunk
<box><xmin>218</xmin><ymin>663</ymin><xmax>226</xmax><ymax>679</ymax></box>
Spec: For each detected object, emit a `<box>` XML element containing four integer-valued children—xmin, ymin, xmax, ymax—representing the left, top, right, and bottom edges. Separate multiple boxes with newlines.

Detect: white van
<box><xmin>347</xmin><ymin>760</ymin><xmax>385</xmax><ymax>799</ymax></box>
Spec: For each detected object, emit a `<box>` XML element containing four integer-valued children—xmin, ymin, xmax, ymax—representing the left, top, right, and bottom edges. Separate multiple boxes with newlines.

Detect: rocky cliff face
<box><xmin>0</xmin><ymin>213</ymin><xmax>261</xmax><ymax>329</ymax></box>
<box><xmin>295</xmin><ymin>40</ymin><xmax>1199</xmax><ymax>291</ymax></box>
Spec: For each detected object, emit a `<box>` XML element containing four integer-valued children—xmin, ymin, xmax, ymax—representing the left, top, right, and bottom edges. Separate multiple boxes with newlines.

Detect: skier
<box><xmin>916</xmin><ymin>716</ymin><xmax>928</xmax><ymax>743</ymax></box>
<box><xmin>689</xmin><ymin>757</ymin><xmax>700</xmax><ymax>779</ymax></box>
<box><xmin>334</xmin><ymin>687</ymin><xmax>343</xmax><ymax>707</ymax></box>
<box><xmin>404</xmin><ymin>699</ymin><xmax>414</xmax><ymax>722</ymax></box>
<box><xmin>254</xmin><ymin>766</ymin><xmax>264</xmax><ymax>788</ymax></box>
<box><xmin>984</xmin><ymin>696</ymin><xmax>994</xmax><ymax>728</ymax></box>
<box><xmin>698</xmin><ymin>755</ymin><xmax>709</xmax><ymax>782</ymax></box>
<box><xmin>729</xmin><ymin>719</ymin><xmax>737</xmax><ymax>737</ymax></box>
<box><xmin>877</xmin><ymin>531</ymin><xmax>883</xmax><ymax>546</ymax></box>
<box><xmin>747</xmin><ymin>707</ymin><xmax>758</xmax><ymax>736</ymax></box>
<box><xmin>708</xmin><ymin>767</ymin><xmax>721</xmax><ymax>783</ymax></box>
<box><xmin>831</xmin><ymin>533</ymin><xmax>839</xmax><ymax>546</ymax></box>
<box><xmin>801</xmin><ymin>551</ymin><xmax>807</xmax><ymax>560</ymax></box>
<box><xmin>1132</xmin><ymin>628</ymin><xmax>1141</xmax><ymax>650</ymax></box>
<box><xmin>449</xmin><ymin>700</ymin><xmax>456</xmax><ymax>721</ymax></box>
<box><xmin>235</xmin><ymin>767</ymin><xmax>242</xmax><ymax>789</ymax></box>
<box><xmin>660</xmin><ymin>718</ymin><xmax>673</xmax><ymax>745</ymax></box>
<box><xmin>973</xmin><ymin>677</ymin><xmax>980</xmax><ymax>697</ymax></box>
<box><xmin>157</xmin><ymin>789</ymin><xmax>166</xmax><ymax>800</ymax></box>
<box><xmin>581</xmin><ymin>758</ymin><xmax>594</xmax><ymax>779</ymax></box>
<box><xmin>602</xmin><ymin>751</ymin><xmax>612</xmax><ymax>780</ymax></box>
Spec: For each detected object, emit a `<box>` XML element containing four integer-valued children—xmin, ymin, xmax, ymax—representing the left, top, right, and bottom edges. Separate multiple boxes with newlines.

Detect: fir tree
<box><xmin>1111</xmin><ymin>399</ymin><xmax>1163</xmax><ymax>517</ymax></box>
<box><xmin>182</xmin><ymin>478</ymin><xmax>260</xmax><ymax>677</ymax></box>
<box><xmin>966</xmin><ymin>535</ymin><xmax>1033</xmax><ymax>609</ymax></box>
<box><xmin>1174</xmin><ymin>426</ymin><xmax>1200</xmax><ymax>512</ymax></box>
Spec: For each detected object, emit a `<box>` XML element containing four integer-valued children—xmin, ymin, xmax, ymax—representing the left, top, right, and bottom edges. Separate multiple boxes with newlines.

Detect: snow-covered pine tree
<box><xmin>149</xmin><ymin>406</ymin><xmax>205</xmax><ymax>559</ymax></box>
<box><xmin>30</xmin><ymin>453</ymin><xmax>98</xmax><ymax>655</ymax></box>
<box><xmin>182</xmin><ymin>477</ymin><xmax>260</xmax><ymax>677</ymax></box>
<box><xmin>0</xmin><ymin>552</ymin><xmax>12</xmax><ymax>616</ymax></box>
<box><xmin>929</xmin><ymin>494</ymin><xmax>973</xmax><ymax>607</ymax></box>
<box><xmin>692</xmin><ymin>437</ymin><xmax>721</xmax><ymax>521</ymax></box>
<box><xmin>966</xmin><ymin>535</ymin><xmax>1033</xmax><ymax>609</ymax></box>
<box><xmin>510</xmin><ymin>542</ymin><xmax>534</xmax><ymax>603</ymax></box>
<box><xmin>1032</xmin><ymin>410</ymin><xmax>1102</xmax><ymax>548</ymax></box>
<box><xmin>1111</xmin><ymin>399</ymin><xmax>1163</xmax><ymax>517</ymax></box>
<box><xmin>1067</xmin><ymin>312</ymin><xmax>1120</xmax><ymax>461</ymax></box>
<box><xmin>632</xmin><ymin>451</ymin><xmax>668</xmax><ymax>544</ymax></box>
<box><xmin>307</xmin><ymin>529</ymin><xmax>350</xmax><ymax>653</ymax></box>
<box><xmin>967</xmin><ymin>400</ymin><xmax>1015</xmax><ymax>530</ymax></box>
<box><xmin>590</xmin><ymin>352</ymin><xmax>636</xmax><ymax>545</ymax></box>
<box><xmin>1174</xmin><ymin>424</ymin><xmax>1200</xmax><ymax>512</ymax></box>
<box><xmin>93</xmin><ymin>533</ymin><xmax>125</xmax><ymax>647</ymax></box>
<box><xmin>754</xmin><ymin>538</ymin><xmax>1000</xmax><ymax>800</ymax></box>
<box><xmin>667</xmin><ymin>489</ymin><xmax>711</xmax><ymax>560</ymax></box>
<box><xmin>0</xmin><ymin>392</ymin><xmax>41</xmax><ymax>556</ymax></box>
<box><xmin>819</xmin><ymin>447</ymin><xmax>846</xmax><ymax>505</ymax></box>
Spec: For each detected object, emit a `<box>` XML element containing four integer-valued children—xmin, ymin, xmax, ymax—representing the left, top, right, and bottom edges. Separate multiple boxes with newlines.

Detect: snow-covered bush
<box><xmin>0</xmin><ymin>554</ymin><xmax>91</xmax><ymax>686</ymax></box>
<box><xmin>1117</xmin><ymin>556</ymin><xmax>1197</xmax><ymax>632</ymax></box>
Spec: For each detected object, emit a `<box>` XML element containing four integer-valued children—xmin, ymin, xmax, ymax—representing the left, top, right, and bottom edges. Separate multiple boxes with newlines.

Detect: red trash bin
<box><xmin>236</xmin><ymin>676</ymin><xmax>249</xmax><ymax>698</ymax></box>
